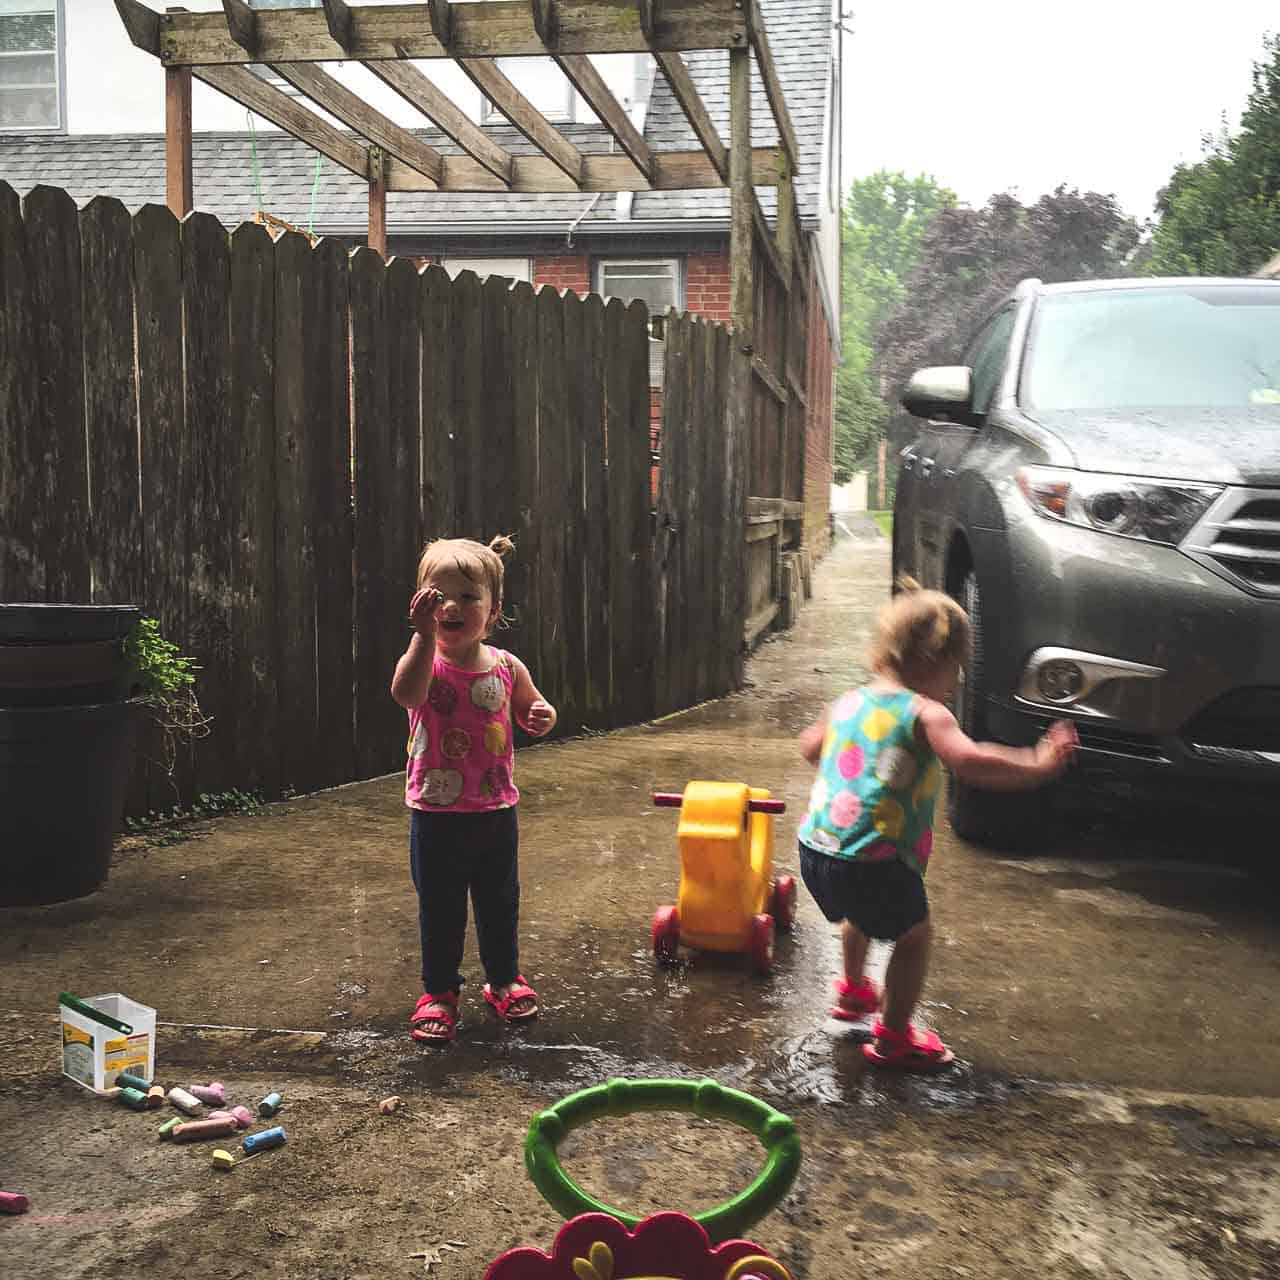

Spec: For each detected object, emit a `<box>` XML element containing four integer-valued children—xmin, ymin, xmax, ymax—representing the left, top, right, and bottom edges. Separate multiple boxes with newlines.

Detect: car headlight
<box><xmin>1016</xmin><ymin>466</ymin><xmax>1222</xmax><ymax>545</ymax></box>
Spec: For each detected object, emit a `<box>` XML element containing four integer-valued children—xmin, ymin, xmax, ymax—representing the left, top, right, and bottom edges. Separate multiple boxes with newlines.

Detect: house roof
<box><xmin>0</xmin><ymin>0</ymin><xmax>834</xmax><ymax>241</ymax></box>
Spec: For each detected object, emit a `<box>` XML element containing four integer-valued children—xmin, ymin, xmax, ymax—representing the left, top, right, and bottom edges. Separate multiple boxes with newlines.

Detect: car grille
<box><xmin>1183</xmin><ymin>490</ymin><xmax>1280</xmax><ymax>595</ymax></box>
<box><xmin>1182</xmin><ymin>688</ymin><xmax>1280</xmax><ymax>758</ymax></box>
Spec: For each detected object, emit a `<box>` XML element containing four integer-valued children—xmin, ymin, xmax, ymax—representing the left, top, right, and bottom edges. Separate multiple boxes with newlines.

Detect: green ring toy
<box><xmin>524</xmin><ymin>1077</ymin><xmax>801</xmax><ymax>1245</ymax></box>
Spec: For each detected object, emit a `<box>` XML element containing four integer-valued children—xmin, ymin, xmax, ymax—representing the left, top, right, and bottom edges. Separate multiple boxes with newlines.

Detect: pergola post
<box><xmin>165</xmin><ymin>65</ymin><xmax>193</xmax><ymax>219</ymax></box>
<box><xmin>728</xmin><ymin>45</ymin><xmax>752</xmax><ymax>345</ymax></box>
<box><xmin>368</xmin><ymin>147</ymin><xmax>388</xmax><ymax>257</ymax></box>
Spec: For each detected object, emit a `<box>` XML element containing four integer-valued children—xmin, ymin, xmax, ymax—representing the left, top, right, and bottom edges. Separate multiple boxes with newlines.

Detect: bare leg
<box><xmin>880</xmin><ymin>916</ymin><xmax>931</xmax><ymax>1036</ymax></box>
<box><xmin>841</xmin><ymin>919</ymin><xmax>870</xmax><ymax>983</ymax></box>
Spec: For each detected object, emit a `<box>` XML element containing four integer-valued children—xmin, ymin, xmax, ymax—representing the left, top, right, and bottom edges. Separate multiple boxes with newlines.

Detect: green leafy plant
<box><xmin>125</xmin><ymin>617</ymin><xmax>212</xmax><ymax>784</ymax></box>
<box><xmin>123</xmin><ymin>790</ymin><xmax>266</xmax><ymax>848</ymax></box>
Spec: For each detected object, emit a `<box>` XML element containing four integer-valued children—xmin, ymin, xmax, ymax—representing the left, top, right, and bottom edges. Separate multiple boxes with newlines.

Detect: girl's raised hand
<box><xmin>409</xmin><ymin>588</ymin><xmax>443</xmax><ymax>638</ymax></box>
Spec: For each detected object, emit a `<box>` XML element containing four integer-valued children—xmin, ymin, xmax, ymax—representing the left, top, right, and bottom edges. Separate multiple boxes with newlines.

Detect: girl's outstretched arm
<box><xmin>799</xmin><ymin>715</ymin><xmax>828</xmax><ymax>765</ymax></box>
<box><xmin>510</xmin><ymin>655</ymin><xmax>557</xmax><ymax>737</ymax></box>
<box><xmin>917</xmin><ymin>700</ymin><xmax>1077</xmax><ymax>791</ymax></box>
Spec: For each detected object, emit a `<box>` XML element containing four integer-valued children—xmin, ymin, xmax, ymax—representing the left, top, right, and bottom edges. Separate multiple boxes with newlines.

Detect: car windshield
<box><xmin>1022</xmin><ymin>285</ymin><xmax>1280</xmax><ymax>412</ymax></box>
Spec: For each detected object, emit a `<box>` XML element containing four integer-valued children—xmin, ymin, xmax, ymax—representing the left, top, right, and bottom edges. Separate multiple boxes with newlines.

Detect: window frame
<box><xmin>593</xmin><ymin>257</ymin><xmax>684</xmax><ymax>314</ymax></box>
<box><xmin>0</xmin><ymin>0</ymin><xmax>66</xmax><ymax>135</ymax></box>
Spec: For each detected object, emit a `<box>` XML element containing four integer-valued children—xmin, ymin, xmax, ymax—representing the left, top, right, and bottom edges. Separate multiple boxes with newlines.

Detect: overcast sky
<box><xmin>840</xmin><ymin>1</ymin><xmax>1276</xmax><ymax>222</ymax></box>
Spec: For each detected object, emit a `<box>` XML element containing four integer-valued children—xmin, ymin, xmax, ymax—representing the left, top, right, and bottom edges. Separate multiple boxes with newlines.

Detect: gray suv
<box><xmin>893</xmin><ymin>276</ymin><xmax>1280</xmax><ymax>845</ymax></box>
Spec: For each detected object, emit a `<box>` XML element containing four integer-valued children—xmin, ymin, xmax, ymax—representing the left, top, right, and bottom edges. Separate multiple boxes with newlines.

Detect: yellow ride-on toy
<box><xmin>651</xmin><ymin>782</ymin><xmax>796</xmax><ymax>975</ymax></box>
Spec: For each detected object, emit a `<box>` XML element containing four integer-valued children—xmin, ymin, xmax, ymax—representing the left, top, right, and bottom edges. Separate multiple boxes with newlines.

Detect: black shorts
<box><xmin>798</xmin><ymin>843</ymin><xmax>928</xmax><ymax>941</ymax></box>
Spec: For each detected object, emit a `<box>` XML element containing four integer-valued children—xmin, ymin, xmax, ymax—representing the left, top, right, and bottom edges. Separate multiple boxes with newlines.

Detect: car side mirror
<box><xmin>902</xmin><ymin>366</ymin><xmax>975</xmax><ymax>422</ymax></box>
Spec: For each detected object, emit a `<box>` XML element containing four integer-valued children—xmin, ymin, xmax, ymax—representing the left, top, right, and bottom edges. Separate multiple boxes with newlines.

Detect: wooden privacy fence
<box><xmin>0</xmin><ymin>183</ymin><xmax>746</xmax><ymax>815</ymax></box>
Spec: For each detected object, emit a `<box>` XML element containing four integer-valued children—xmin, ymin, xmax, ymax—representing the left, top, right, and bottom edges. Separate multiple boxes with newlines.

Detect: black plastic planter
<box><xmin>0</xmin><ymin>605</ymin><xmax>141</xmax><ymax>907</ymax></box>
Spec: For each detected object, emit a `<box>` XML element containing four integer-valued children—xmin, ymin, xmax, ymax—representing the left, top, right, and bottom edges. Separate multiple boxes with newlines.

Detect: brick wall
<box><xmin>803</xmin><ymin>264</ymin><xmax>834</xmax><ymax>557</ymax></box>
<box><xmin>683</xmin><ymin>252</ymin><xmax>731</xmax><ymax>324</ymax></box>
<box><xmin>532</xmin><ymin>254</ymin><xmax>591</xmax><ymax>297</ymax></box>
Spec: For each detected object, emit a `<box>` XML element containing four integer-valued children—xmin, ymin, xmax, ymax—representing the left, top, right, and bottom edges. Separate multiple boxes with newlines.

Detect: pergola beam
<box><xmin>320</xmin><ymin>0</ymin><xmax>354</xmax><ymax>52</ymax></box>
<box><xmin>147</xmin><ymin>0</ymin><xmax>749</xmax><ymax>65</ymax></box>
<box><xmin>113</xmin><ymin>0</ymin><xmax>161</xmax><ymax>54</ymax></box>
<box><xmin>366</xmin><ymin>59</ymin><xmax>515</xmax><ymax>186</ymax></box>
<box><xmin>457</xmin><ymin>58</ymin><xmax>583</xmax><ymax>186</ymax></box>
<box><xmin>387</xmin><ymin>147</ymin><xmax>785</xmax><ymax>194</ymax></box>
<box><xmin>554</xmin><ymin>53</ymin><xmax>654</xmax><ymax>183</ymax></box>
<box><xmin>743</xmin><ymin>0</ymin><xmax>800</xmax><ymax>177</ymax></box>
<box><xmin>195</xmin><ymin>63</ymin><xmax>393</xmax><ymax>186</ymax></box>
<box><xmin>269</xmin><ymin>61</ymin><xmax>445</xmax><ymax>186</ymax></box>
<box><xmin>219</xmin><ymin>0</ymin><xmax>258</xmax><ymax>55</ymax></box>
<box><xmin>654</xmin><ymin>50</ymin><xmax>727</xmax><ymax>183</ymax></box>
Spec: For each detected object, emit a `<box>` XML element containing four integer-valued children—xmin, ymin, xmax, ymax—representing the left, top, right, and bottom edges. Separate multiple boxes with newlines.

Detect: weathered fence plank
<box><xmin>228</xmin><ymin>221</ymin><xmax>279</xmax><ymax>800</ymax></box>
<box><xmin>420</xmin><ymin>264</ymin><xmax>455</xmax><ymax>544</ymax></box>
<box><xmin>656</xmin><ymin>313</ymin><xmax>689</xmax><ymax>717</ymax></box>
<box><xmin>133</xmin><ymin>203</ymin><xmax>187</xmax><ymax>808</ymax></box>
<box><xmin>450</xmin><ymin>269</ymin><xmax>485</xmax><ymax>540</ymax></box>
<box><xmin>535</xmin><ymin>284</ymin><xmax>568</xmax><ymax>726</ymax></box>
<box><xmin>580</xmin><ymin>293</ymin><xmax>609</xmax><ymax>723</ymax></box>
<box><xmin>0</xmin><ymin>182</ymin><xmax>41</xmax><ymax>601</ymax></box>
<box><xmin>182</xmin><ymin>210</ymin><xmax>235</xmax><ymax>796</ymax></box>
<box><xmin>273</xmin><ymin>229</ymin><xmax>316</xmax><ymax>796</ymax></box>
<box><xmin>480</xmin><ymin>274</ymin><xmax>521</xmax><ymax>662</ymax></box>
<box><xmin>81</xmin><ymin>197</ymin><xmax>142</xmax><ymax>607</ymax></box>
<box><xmin>619</xmin><ymin>300</ymin><xmax>655</xmax><ymax>725</ymax></box>
<box><xmin>559</xmin><ymin>291</ymin><xmax>587</xmax><ymax>734</ymax></box>
<box><xmin>508</xmin><ymin>280</ymin><xmax>541</xmax><ymax>695</ymax></box>
<box><xmin>23</xmin><ymin>185</ymin><xmax>88</xmax><ymax>601</ymax></box>
<box><xmin>306</xmin><ymin>237</ymin><xmax>354</xmax><ymax>791</ymax></box>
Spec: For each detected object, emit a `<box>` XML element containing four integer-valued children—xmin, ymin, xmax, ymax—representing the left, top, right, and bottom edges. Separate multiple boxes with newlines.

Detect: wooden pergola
<box><xmin>113</xmin><ymin>0</ymin><xmax>804</xmax><ymax>342</ymax></box>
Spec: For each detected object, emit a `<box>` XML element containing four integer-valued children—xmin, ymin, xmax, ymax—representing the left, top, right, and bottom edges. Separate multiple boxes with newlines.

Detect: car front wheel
<box><xmin>947</xmin><ymin>571</ymin><xmax>1049</xmax><ymax>849</ymax></box>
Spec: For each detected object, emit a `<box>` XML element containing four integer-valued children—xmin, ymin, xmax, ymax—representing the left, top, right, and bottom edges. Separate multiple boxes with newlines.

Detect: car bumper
<box><xmin>974</xmin><ymin>507</ymin><xmax>1280</xmax><ymax>782</ymax></box>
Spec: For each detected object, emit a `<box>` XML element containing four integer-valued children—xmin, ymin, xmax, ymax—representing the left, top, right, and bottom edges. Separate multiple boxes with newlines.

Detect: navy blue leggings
<box><xmin>409</xmin><ymin>806</ymin><xmax>520</xmax><ymax>995</ymax></box>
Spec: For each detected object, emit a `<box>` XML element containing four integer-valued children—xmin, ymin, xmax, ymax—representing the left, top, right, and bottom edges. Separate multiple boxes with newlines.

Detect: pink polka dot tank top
<box><xmin>797</xmin><ymin>687</ymin><xmax>943</xmax><ymax>874</ymax></box>
<box><xmin>405</xmin><ymin>647</ymin><xmax>519</xmax><ymax>812</ymax></box>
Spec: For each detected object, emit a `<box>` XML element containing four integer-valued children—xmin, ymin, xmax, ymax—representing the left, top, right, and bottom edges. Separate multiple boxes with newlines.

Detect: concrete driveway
<box><xmin>2</xmin><ymin>530</ymin><xmax>1278</xmax><ymax>1280</ymax></box>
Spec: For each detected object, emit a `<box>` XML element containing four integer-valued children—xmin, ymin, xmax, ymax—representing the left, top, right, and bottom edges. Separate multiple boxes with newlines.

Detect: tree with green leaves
<box><xmin>1146</xmin><ymin>34</ymin><xmax>1280</xmax><ymax>277</ymax></box>
<box><xmin>834</xmin><ymin>172</ymin><xmax>954</xmax><ymax>482</ymax></box>
<box><xmin>875</xmin><ymin>187</ymin><xmax>1142</xmax><ymax>426</ymax></box>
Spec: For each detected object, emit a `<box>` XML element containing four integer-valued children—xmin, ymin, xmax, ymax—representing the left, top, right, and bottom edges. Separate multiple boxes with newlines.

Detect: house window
<box><xmin>597</xmin><ymin>260</ymin><xmax>682</xmax><ymax>388</ymax></box>
<box><xmin>440</xmin><ymin>257</ymin><xmax>531</xmax><ymax>284</ymax></box>
<box><xmin>480</xmin><ymin>58</ymin><xmax>575</xmax><ymax>125</ymax></box>
<box><xmin>249</xmin><ymin>0</ymin><xmax>320</xmax><ymax>95</ymax></box>
<box><xmin>0</xmin><ymin>0</ymin><xmax>63</xmax><ymax>133</ymax></box>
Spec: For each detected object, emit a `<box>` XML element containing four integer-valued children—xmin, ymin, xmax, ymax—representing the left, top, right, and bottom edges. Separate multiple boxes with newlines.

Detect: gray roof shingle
<box><xmin>0</xmin><ymin>0</ymin><xmax>834</xmax><ymax>238</ymax></box>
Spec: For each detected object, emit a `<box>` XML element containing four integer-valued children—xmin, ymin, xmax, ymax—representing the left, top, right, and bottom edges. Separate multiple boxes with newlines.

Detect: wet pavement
<box><xmin>3</xmin><ymin>529</ymin><xmax>1279</xmax><ymax>1279</ymax></box>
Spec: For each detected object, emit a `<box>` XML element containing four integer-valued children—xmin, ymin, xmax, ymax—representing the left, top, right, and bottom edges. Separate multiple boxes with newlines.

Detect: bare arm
<box><xmin>390</xmin><ymin>589</ymin><xmax>441</xmax><ymax>710</ymax></box>
<box><xmin>509</xmin><ymin>655</ymin><xmax>557</xmax><ymax>737</ymax></box>
<box><xmin>918</xmin><ymin>700</ymin><xmax>1077</xmax><ymax>791</ymax></box>
<box><xmin>799</xmin><ymin>716</ymin><xmax>828</xmax><ymax>765</ymax></box>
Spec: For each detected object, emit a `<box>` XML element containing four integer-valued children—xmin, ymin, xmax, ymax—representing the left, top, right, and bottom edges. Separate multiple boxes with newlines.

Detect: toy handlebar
<box><xmin>652</xmin><ymin>793</ymin><xmax>786</xmax><ymax>814</ymax></box>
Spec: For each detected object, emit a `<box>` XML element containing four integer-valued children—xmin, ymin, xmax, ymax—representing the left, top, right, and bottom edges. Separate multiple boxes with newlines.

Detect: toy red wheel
<box><xmin>770</xmin><ymin>875</ymin><xmax>797</xmax><ymax>932</ymax></box>
<box><xmin>652</xmin><ymin>906</ymin><xmax>680</xmax><ymax>964</ymax></box>
<box><xmin>749</xmin><ymin>913</ymin><xmax>775</xmax><ymax>975</ymax></box>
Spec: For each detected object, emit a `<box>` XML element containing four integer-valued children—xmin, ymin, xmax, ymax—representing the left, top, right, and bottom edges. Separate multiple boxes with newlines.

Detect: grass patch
<box><xmin>869</xmin><ymin>510</ymin><xmax>893</xmax><ymax>538</ymax></box>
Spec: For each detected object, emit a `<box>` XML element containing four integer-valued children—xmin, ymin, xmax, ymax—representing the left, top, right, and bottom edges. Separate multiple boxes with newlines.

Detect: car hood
<box><xmin>1032</xmin><ymin>407</ymin><xmax>1280</xmax><ymax>486</ymax></box>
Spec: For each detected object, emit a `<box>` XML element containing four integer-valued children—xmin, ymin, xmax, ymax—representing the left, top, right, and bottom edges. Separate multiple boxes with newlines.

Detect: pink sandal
<box><xmin>409</xmin><ymin>991</ymin><xmax>459</xmax><ymax>1044</ymax></box>
<box><xmin>483</xmin><ymin>976</ymin><xmax>539</xmax><ymax>1023</ymax></box>
<box><xmin>831</xmin><ymin>975</ymin><xmax>881</xmax><ymax>1022</ymax></box>
<box><xmin>862</xmin><ymin>1019</ymin><xmax>955</xmax><ymax>1071</ymax></box>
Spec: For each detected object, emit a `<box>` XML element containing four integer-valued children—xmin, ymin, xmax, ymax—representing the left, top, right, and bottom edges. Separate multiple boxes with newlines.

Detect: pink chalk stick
<box><xmin>189</xmin><ymin>1082</ymin><xmax>226</xmax><ymax>1106</ymax></box>
<box><xmin>229</xmin><ymin>1106</ymin><xmax>254</xmax><ymax>1130</ymax></box>
<box><xmin>0</xmin><ymin>1191</ymin><xmax>30</xmax><ymax>1215</ymax></box>
<box><xmin>206</xmin><ymin>1110</ymin><xmax>233</xmax><ymax>1122</ymax></box>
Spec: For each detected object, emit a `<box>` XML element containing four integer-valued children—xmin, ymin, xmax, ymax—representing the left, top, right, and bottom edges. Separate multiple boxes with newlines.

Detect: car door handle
<box><xmin>919</xmin><ymin>457</ymin><xmax>935</xmax><ymax>479</ymax></box>
<box><xmin>900</xmin><ymin>447</ymin><xmax>917</xmax><ymax>472</ymax></box>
